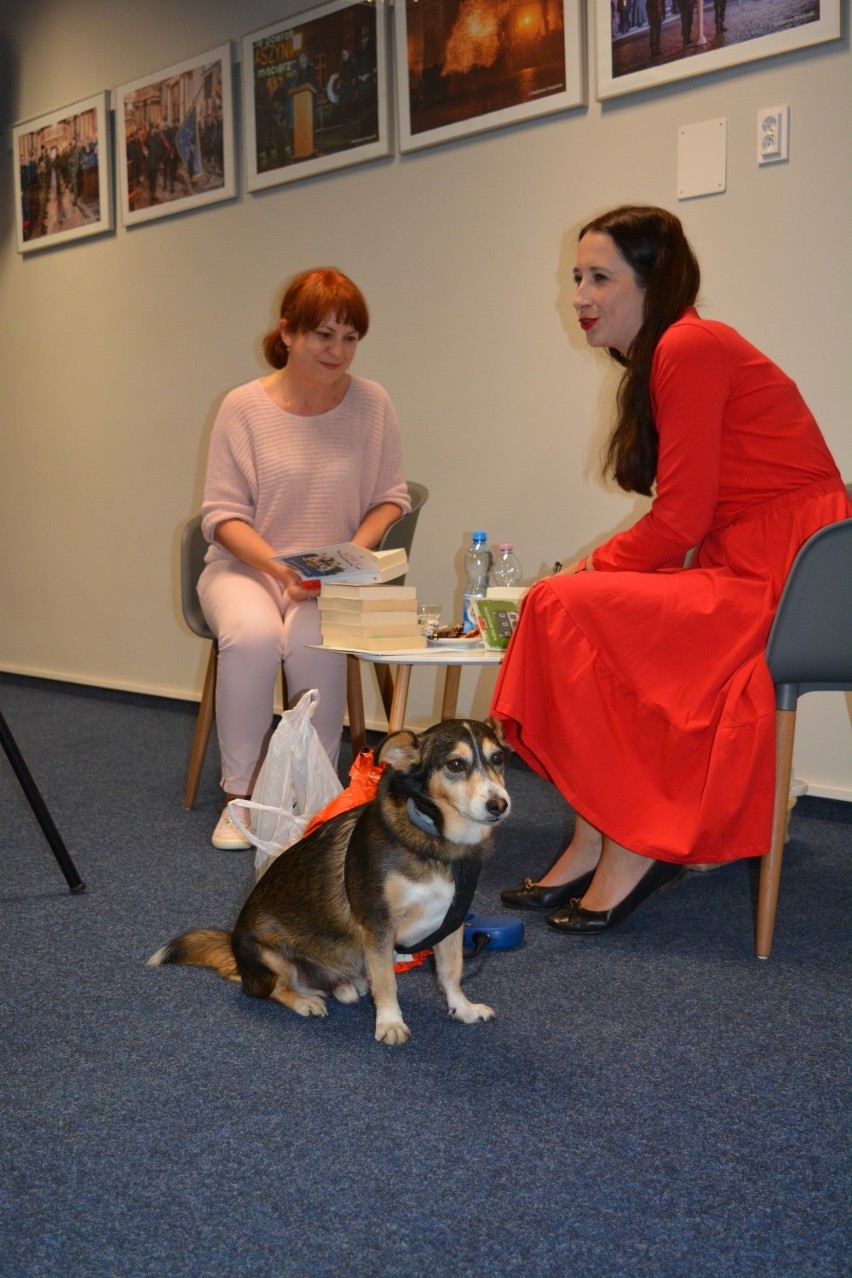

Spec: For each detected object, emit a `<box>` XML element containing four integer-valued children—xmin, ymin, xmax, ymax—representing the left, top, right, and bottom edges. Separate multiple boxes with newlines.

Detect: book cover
<box><xmin>319</xmin><ymin>582</ymin><xmax>417</xmax><ymax>602</ymax></box>
<box><xmin>275</xmin><ymin>543</ymin><xmax>407</xmax><ymax>584</ymax></box>
<box><xmin>471</xmin><ymin>595</ymin><xmax>525</xmax><ymax>651</ymax></box>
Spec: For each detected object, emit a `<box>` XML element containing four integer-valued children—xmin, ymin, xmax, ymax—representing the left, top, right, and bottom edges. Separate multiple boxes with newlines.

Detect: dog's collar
<box><xmin>406</xmin><ymin>796</ymin><xmax>440</xmax><ymax>837</ymax></box>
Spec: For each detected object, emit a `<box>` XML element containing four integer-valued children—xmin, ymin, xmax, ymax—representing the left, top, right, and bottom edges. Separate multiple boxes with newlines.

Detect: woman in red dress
<box><xmin>492</xmin><ymin>205</ymin><xmax>851</xmax><ymax>935</ymax></box>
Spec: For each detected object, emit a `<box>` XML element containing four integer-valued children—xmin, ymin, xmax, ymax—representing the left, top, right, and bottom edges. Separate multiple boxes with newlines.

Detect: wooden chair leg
<box><xmin>184</xmin><ymin>643</ymin><xmax>217</xmax><ymax>810</ymax></box>
<box><xmin>756</xmin><ymin>708</ymin><xmax>797</xmax><ymax>959</ymax></box>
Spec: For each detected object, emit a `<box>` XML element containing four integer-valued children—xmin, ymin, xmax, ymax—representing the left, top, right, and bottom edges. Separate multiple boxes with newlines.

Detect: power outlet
<box><xmin>758</xmin><ymin>105</ymin><xmax>789</xmax><ymax>165</ymax></box>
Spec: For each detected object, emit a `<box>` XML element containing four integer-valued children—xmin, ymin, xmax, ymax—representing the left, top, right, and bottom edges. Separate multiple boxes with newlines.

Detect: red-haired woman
<box><xmin>198</xmin><ymin>268</ymin><xmax>409</xmax><ymax>849</ymax></box>
<box><xmin>495</xmin><ymin>206</ymin><xmax>851</xmax><ymax>934</ymax></box>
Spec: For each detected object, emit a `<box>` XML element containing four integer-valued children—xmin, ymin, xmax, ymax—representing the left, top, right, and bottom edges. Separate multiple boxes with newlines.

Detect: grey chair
<box><xmin>180</xmin><ymin>481</ymin><xmax>429</xmax><ymax>808</ymax></box>
<box><xmin>757</xmin><ymin>513</ymin><xmax>852</xmax><ymax>958</ymax></box>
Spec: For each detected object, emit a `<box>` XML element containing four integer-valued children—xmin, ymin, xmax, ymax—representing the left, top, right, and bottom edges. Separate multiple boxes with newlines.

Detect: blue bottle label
<box><xmin>463</xmin><ymin>595</ymin><xmax>482</xmax><ymax>632</ymax></box>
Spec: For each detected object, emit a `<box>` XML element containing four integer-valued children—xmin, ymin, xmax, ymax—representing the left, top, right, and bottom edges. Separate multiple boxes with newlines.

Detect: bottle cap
<box><xmin>498</xmin><ymin>544</ymin><xmax>512</xmax><ymax>551</ymax></box>
<box><xmin>472</xmin><ymin>530</ymin><xmax>487</xmax><ymax>541</ymax></box>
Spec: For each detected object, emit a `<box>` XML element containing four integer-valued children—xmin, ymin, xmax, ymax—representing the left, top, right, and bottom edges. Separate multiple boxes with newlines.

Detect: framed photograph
<box><xmin>394</xmin><ymin>0</ymin><xmax>585</xmax><ymax>154</ymax></box>
<box><xmin>115</xmin><ymin>44</ymin><xmax>235</xmax><ymax>226</ymax></box>
<box><xmin>13</xmin><ymin>92</ymin><xmax>113</xmax><ymax>254</ymax></box>
<box><xmin>242</xmin><ymin>0</ymin><xmax>392</xmax><ymax>192</ymax></box>
<box><xmin>595</xmin><ymin>0</ymin><xmax>842</xmax><ymax>101</ymax></box>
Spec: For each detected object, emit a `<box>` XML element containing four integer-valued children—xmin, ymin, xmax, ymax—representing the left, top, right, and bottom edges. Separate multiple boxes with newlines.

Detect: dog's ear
<box><xmin>485</xmin><ymin>716</ymin><xmax>509</xmax><ymax>750</ymax></box>
<box><xmin>377</xmin><ymin>729</ymin><xmax>421</xmax><ymax>772</ymax></box>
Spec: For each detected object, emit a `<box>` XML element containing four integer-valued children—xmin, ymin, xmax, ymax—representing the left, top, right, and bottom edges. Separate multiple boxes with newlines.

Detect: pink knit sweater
<box><xmin>200</xmin><ymin>376</ymin><xmax>410</xmax><ymax>561</ymax></box>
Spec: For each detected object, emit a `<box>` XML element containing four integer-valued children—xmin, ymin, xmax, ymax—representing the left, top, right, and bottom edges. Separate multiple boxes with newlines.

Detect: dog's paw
<box><xmin>293</xmin><ymin>994</ymin><xmax>328</xmax><ymax>1018</ymax></box>
<box><xmin>448</xmin><ymin>999</ymin><xmax>495</xmax><ymax>1025</ymax></box>
<box><xmin>375</xmin><ymin>1018</ymin><xmax>412</xmax><ymax>1045</ymax></box>
<box><xmin>331</xmin><ymin>981</ymin><xmax>361</xmax><ymax>1005</ymax></box>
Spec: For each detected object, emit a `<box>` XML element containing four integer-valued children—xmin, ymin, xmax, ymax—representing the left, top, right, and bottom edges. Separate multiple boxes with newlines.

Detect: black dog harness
<box><xmin>397</xmin><ymin>796</ymin><xmax>483</xmax><ymax>953</ymax></box>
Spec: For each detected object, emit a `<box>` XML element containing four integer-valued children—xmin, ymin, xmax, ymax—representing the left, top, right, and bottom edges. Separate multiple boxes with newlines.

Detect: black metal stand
<box><xmin>0</xmin><ymin>709</ymin><xmax>86</xmax><ymax>893</ymax></box>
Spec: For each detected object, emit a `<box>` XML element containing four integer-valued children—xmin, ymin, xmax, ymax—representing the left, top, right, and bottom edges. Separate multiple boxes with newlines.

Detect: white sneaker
<box><xmin>211</xmin><ymin>806</ymin><xmax>252</xmax><ymax>850</ymax></box>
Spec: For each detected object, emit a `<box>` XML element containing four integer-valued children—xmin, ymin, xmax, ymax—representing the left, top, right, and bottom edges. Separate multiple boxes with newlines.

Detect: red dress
<box><xmin>491</xmin><ymin>310</ymin><xmax>851</xmax><ymax>863</ymax></box>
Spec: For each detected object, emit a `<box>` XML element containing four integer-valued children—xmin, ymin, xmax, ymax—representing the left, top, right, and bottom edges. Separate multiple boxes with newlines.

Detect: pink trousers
<box><xmin>197</xmin><ymin>559</ymin><xmax>346</xmax><ymax>794</ymax></box>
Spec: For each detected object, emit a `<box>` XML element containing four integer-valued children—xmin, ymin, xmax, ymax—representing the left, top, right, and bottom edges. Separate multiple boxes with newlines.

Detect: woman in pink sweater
<box><xmin>198</xmin><ymin>268</ymin><xmax>409</xmax><ymax>849</ymax></box>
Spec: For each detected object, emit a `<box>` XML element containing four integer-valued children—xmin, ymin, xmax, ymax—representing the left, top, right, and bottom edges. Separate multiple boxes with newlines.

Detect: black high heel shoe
<box><xmin>501</xmin><ymin>870</ymin><xmax>595</xmax><ymax>912</ymax></box>
<box><xmin>545</xmin><ymin>859</ymin><xmax>686</xmax><ymax>934</ymax></box>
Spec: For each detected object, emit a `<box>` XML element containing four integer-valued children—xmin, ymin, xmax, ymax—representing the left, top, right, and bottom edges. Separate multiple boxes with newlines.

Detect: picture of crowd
<box><xmin>119</xmin><ymin>53</ymin><xmax>228</xmax><ymax>217</ymax></box>
<box><xmin>124</xmin><ymin>105</ymin><xmax>226</xmax><ymax>213</ymax></box>
<box><xmin>610</xmin><ymin>0</ymin><xmax>822</xmax><ymax>77</ymax></box>
<box><xmin>611</xmin><ymin>0</ymin><xmax>738</xmax><ymax>39</ymax></box>
<box><xmin>18</xmin><ymin>126</ymin><xmax>101</xmax><ymax>244</ymax></box>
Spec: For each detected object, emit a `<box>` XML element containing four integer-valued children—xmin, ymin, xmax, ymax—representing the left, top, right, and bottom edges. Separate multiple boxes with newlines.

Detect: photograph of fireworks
<box><xmin>395</xmin><ymin>0</ymin><xmax>584</xmax><ymax>152</ymax></box>
<box><xmin>242</xmin><ymin>0</ymin><xmax>392</xmax><ymax>191</ymax></box>
<box><xmin>594</xmin><ymin>0</ymin><xmax>840</xmax><ymax>100</ymax></box>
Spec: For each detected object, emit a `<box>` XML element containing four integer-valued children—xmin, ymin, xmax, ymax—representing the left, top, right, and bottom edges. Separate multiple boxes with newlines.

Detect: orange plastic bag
<box><xmin>303</xmin><ymin>749</ymin><xmax>385</xmax><ymax>838</ymax></box>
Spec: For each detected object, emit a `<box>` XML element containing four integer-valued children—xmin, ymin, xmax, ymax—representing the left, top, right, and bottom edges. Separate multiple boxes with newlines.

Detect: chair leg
<box><xmin>184</xmin><ymin>643</ymin><xmax>217</xmax><ymax>810</ymax></box>
<box><xmin>756</xmin><ymin>708</ymin><xmax>796</xmax><ymax>959</ymax></box>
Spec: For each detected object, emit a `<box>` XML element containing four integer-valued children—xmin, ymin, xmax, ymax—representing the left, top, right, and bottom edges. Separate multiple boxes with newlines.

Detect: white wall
<box><xmin>1</xmin><ymin>0</ymin><xmax>850</xmax><ymax>798</ymax></box>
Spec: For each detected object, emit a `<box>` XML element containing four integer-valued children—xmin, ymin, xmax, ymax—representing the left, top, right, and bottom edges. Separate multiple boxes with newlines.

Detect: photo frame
<box><xmin>394</xmin><ymin>0</ymin><xmax>585</xmax><ymax>154</ymax></box>
<box><xmin>242</xmin><ymin>0</ymin><xmax>392</xmax><ymax>192</ymax></box>
<box><xmin>115</xmin><ymin>44</ymin><xmax>236</xmax><ymax>226</ymax></box>
<box><xmin>13</xmin><ymin>92</ymin><xmax>113</xmax><ymax>254</ymax></box>
<box><xmin>595</xmin><ymin>0</ymin><xmax>842</xmax><ymax>101</ymax></box>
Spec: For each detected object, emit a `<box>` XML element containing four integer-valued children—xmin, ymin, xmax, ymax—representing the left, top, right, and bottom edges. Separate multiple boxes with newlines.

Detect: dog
<box><xmin>149</xmin><ymin>718</ymin><xmax>511</xmax><ymax>1045</ymax></box>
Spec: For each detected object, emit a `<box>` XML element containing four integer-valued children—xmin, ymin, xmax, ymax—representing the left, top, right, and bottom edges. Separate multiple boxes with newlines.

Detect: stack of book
<box><xmin>318</xmin><ymin>583</ymin><xmax>427</xmax><ymax>651</ymax></box>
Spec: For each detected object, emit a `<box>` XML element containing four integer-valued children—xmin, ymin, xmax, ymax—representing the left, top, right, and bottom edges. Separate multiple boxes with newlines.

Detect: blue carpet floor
<box><xmin>1</xmin><ymin>674</ymin><xmax>849</xmax><ymax>1277</ymax></box>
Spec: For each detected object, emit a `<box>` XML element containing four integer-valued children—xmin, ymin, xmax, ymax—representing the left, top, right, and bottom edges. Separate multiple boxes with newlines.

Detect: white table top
<box><xmin>312</xmin><ymin>642</ymin><xmax>504</xmax><ymax>666</ymax></box>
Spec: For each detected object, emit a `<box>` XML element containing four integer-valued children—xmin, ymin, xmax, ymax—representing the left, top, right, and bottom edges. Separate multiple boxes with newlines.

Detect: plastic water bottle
<box><xmin>491</xmin><ymin>544</ymin><xmax>524</xmax><ymax>590</ymax></box>
<box><xmin>463</xmin><ymin>531</ymin><xmax>492</xmax><ymax>631</ymax></box>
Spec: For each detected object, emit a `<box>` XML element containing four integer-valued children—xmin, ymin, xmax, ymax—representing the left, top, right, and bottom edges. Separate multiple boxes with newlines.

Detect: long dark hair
<box><xmin>262</xmin><ymin>267</ymin><xmax>370</xmax><ymax>369</ymax></box>
<box><xmin>580</xmin><ymin>206</ymin><xmax>701</xmax><ymax>495</ymax></box>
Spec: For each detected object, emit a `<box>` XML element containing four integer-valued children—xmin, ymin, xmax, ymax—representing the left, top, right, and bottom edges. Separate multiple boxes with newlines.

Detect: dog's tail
<box><xmin>148</xmin><ymin>928</ymin><xmax>239</xmax><ymax>981</ymax></box>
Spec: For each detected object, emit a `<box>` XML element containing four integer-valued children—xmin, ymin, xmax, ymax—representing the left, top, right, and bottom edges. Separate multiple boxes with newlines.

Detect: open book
<box><xmin>274</xmin><ymin>542</ymin><xmax>408</xmax><ymax>584</ymax></box>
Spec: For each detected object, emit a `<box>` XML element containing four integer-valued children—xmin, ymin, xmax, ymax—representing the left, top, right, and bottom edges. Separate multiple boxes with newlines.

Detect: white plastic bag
<box><xmin>228</xmin><ymin>688</ymin><xmax>342</xmax><ymax>880</ymax></box>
